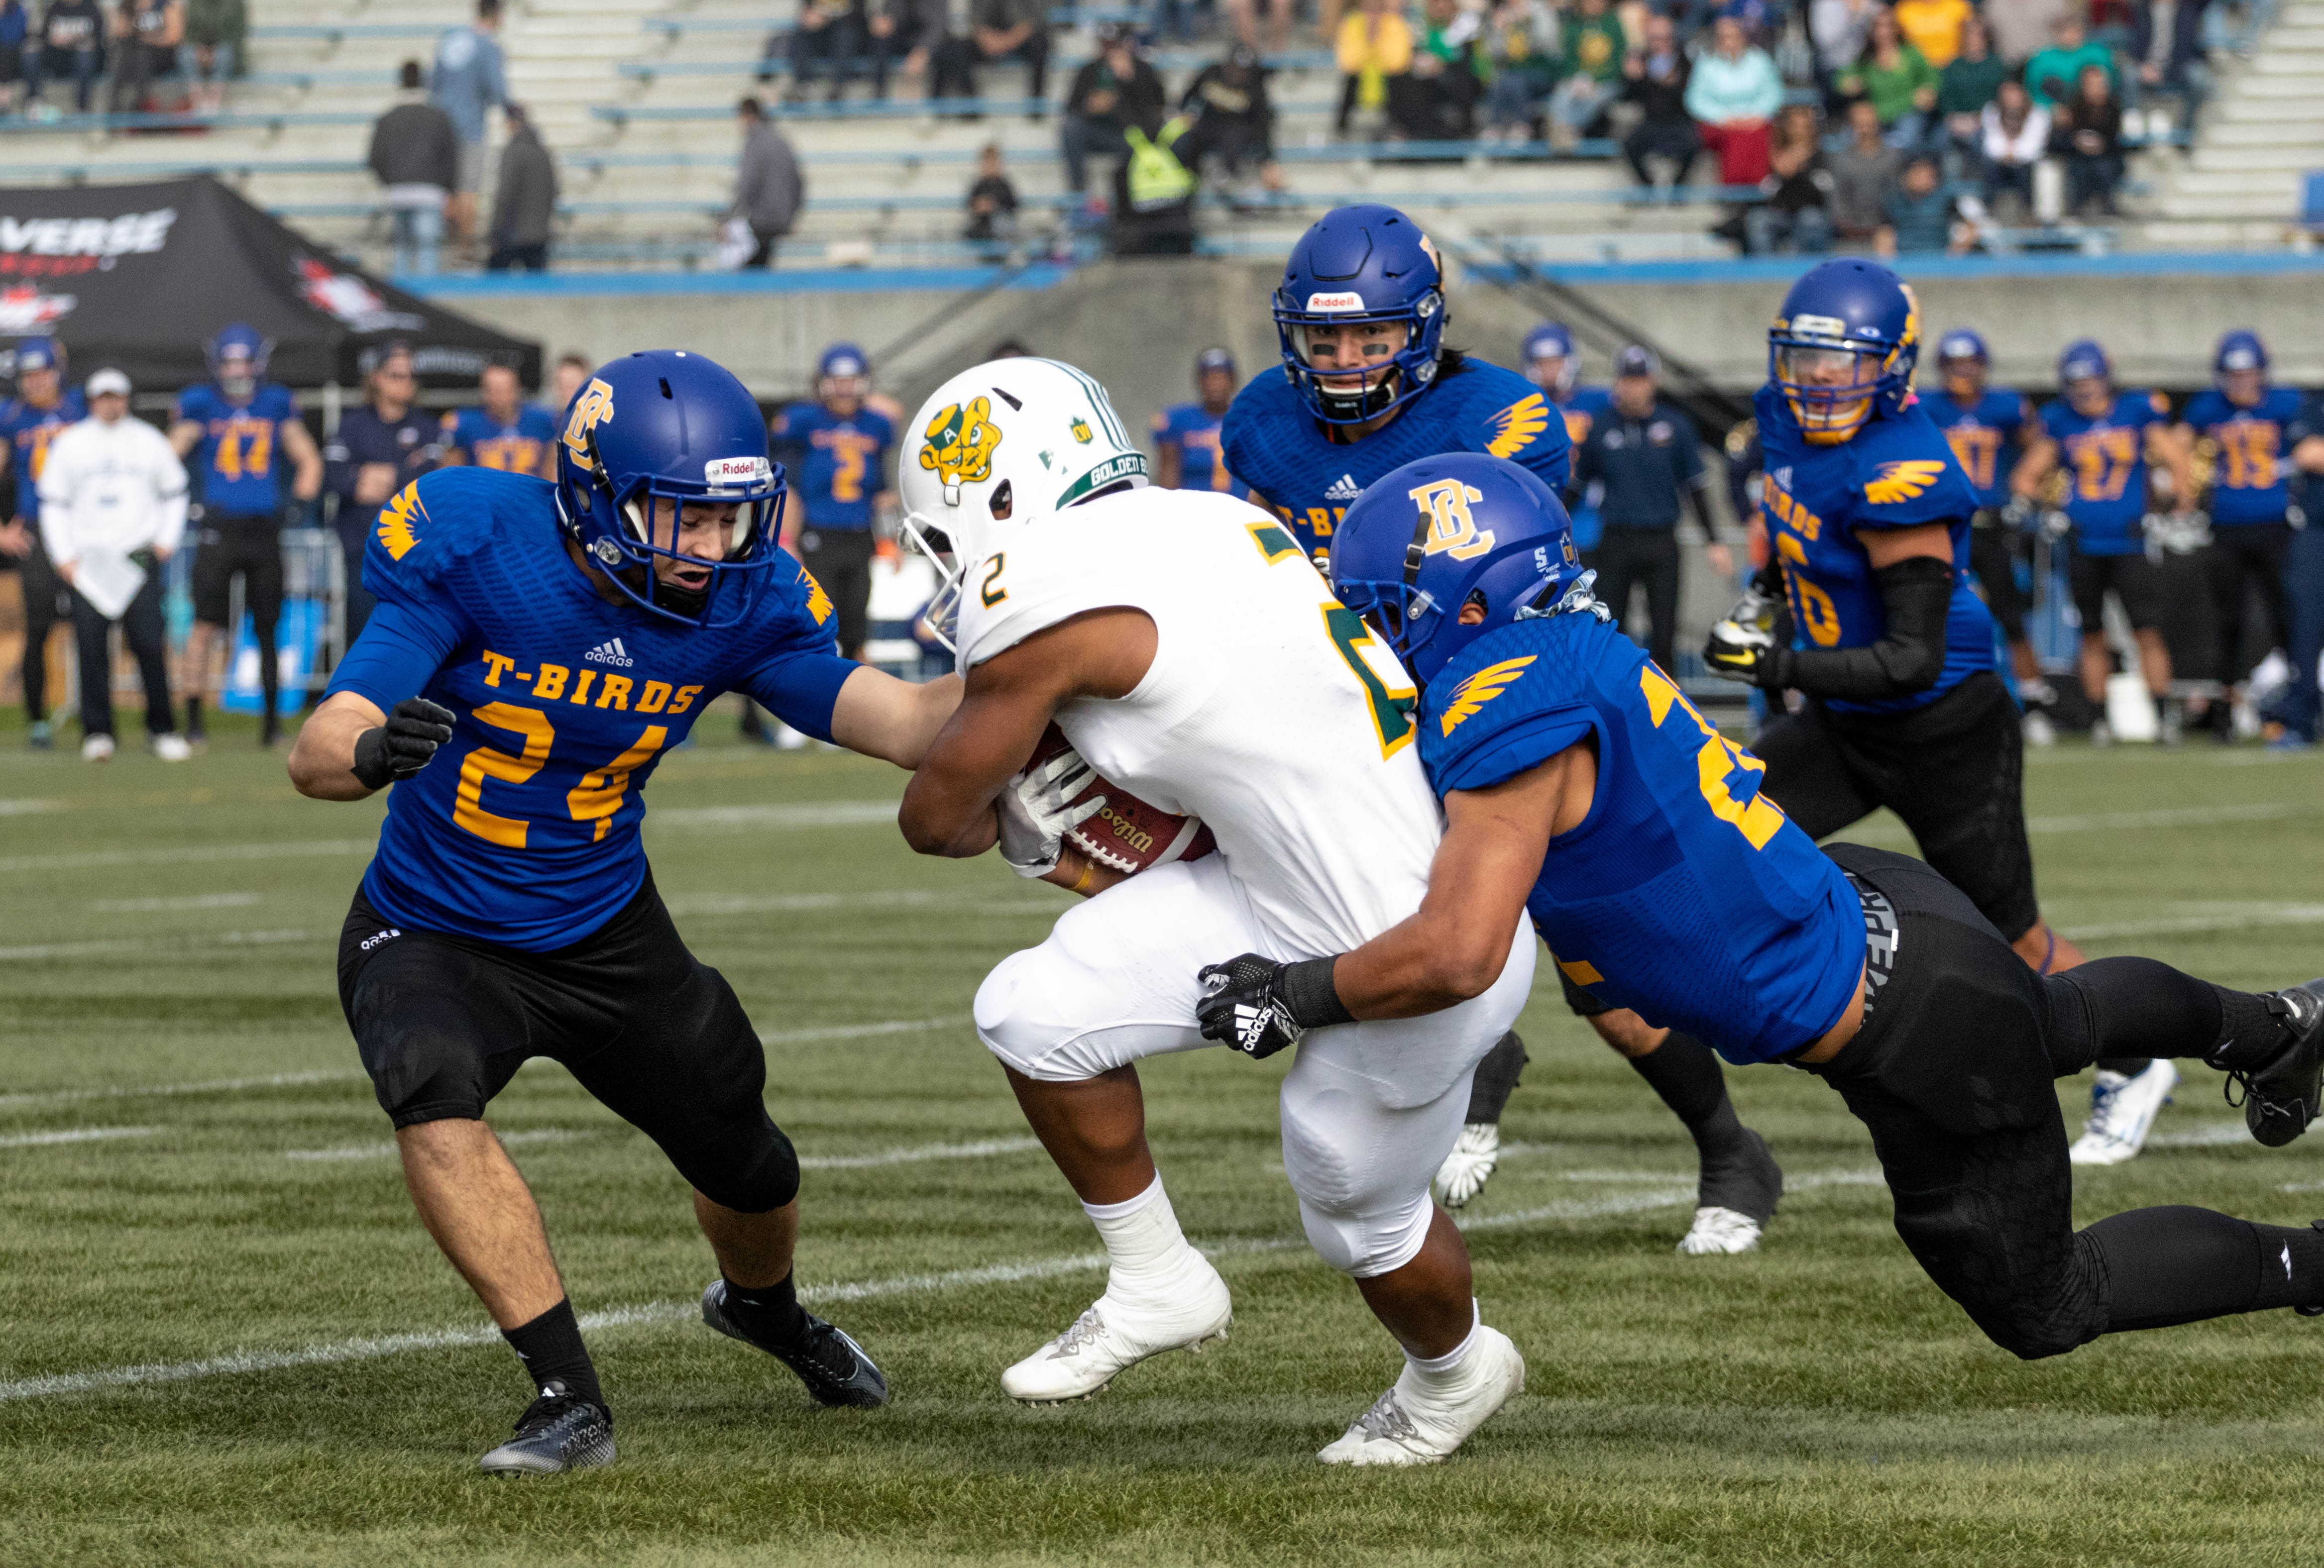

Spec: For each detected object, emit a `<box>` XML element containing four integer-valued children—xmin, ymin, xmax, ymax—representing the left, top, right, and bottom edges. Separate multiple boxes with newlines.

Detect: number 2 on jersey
<box><xmin>1637</xmin><ymin>666</ymin><xmax>1786</xmax><ymax>850</ymax></box>
<box><xmin>455</xmin><ymin>702</ymin><xmax>669</xmax><ymax>848</ymax></box>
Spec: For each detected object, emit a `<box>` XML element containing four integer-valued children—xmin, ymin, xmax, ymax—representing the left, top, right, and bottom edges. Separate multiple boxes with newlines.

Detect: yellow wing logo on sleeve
<box><xmin>1439</xmin><ymin>654</ymin><xmax>1537</xmax><ymax>736</ymax></box>
<box><xmin>375</xmin><ymin>481</ymin><xmax>428</xmax><ymax>561</ymax></box>
<box><xmin>798</xmin><ymin>564</ymin><xmax>834</xmax><ymax>625</ymax></box>
<box><xmin>1864</xmin><ymin>459</ymin><xmax>1949</xmax><ymax>505</ymax></box>
<box><xmin>1484</xmin><ymin>394</ymin><xmax>1552</xmax><ymax>460</ymax></box>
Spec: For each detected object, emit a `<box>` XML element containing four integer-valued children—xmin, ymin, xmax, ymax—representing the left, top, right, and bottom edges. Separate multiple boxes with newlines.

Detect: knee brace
<box><xmin>678</xmin><ymin>1109</ymin><xmax>800</xmax><ymax>1215</ymax></box>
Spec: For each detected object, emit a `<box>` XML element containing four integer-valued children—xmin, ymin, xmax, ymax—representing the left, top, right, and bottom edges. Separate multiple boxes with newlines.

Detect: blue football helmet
<box><xmin>1936</xmin><ymin>328</ymin><xmax>1988</xmax><ymax>366</ymax></box>
<box><xmin>2058</xmin><ymin>338</ymin><xmax>2111</xmax><ymax>387</ymax></box>
<box><xmin>817</xmin><ymin>341</ymin><xmax>869</xmax><ymax>400</ymax></box>
<box><xmin>2215</xmin><ymin>329</ymin><xmax>2268</xmax><ymax>379</ymax></box>
<box><xmin>1767</xmin><ymin>258</ymin><xmax>1920</xmax><ymax>445</ymax></box>
<box><xmin>207</xmin><ymin>322</ymin><xmax>272</xmax><ymax>400</ymax></box>
<box><xmin>553</xmin><ymin>349</ymin><xmax>790</xmax><ymax>630</ymax></box>
<box><xmin>15</xmin><ymin>337</ymin><xmax>61</xmax><ymax>376</ymax></box>
<box><xmin>1272</xmin><ymin>204</ymin><xmax>1448</xmax><ymax>426</ymax></box>
<box><xmin>1329</xmin><ymin>452</ymin><xmax>1584</xmax><ymax>687</ymax></box>
<box><xmin>1522</xmin><ymin>321</ymin><xmax>1579</xmax><ymax>398</ymax></box>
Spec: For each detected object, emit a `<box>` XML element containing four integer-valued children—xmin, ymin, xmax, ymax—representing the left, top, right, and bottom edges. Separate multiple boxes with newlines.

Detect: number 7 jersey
<box><xmin>324</xmin><ymin>467</ymin><xmax>854</xmax><ymax>950</ymax></box>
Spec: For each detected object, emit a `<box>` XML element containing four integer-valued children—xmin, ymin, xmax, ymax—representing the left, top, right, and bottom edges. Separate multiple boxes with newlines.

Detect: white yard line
<box><xmin>798</xmin><ymin>1136</ymin><xmax>1046</xmax><ymax>1170</ymax></box>
<box><xmin>2146</xmin><ymin>1121</ymin><xmax>2265</xmax><ymax>1149</ymax></box>
<box><xmin>90</xmin><ymin>892</ymin><xmax>266</xmax><ymax>914</ymax></box>
<box><xmin>283</xmin><ymin>1129</ymin><xmax>586</xmax><ymax>1163</ymax></box>
<box><xmin>2059</xmin><ymin>904</ymin><xmax>2324</xmax><ymax>941</ymax></box>
<box><xmin>0</xmin><ymin>840</ymin><xmax>376</xmax><ymax>874</ymax></box>
<box><xmin>0</xmin><ymin>1067</ymin><xmax>369</xmax><ymax>1111</ymax></box>
<box><xmin>650</xmin><ymin>801</ymin><xmax>901</xmax><ymax>831</ymax></box>
<box><xmin>0</xmin><ymin>1126</ymin><xmax>157</xmax><ymax>1150</ymax></box>
<box><xmin>1847</xmin><ymin>802</ymin><xmax>2308</xmax><ymax>848</ymax></box>
<box><xmin>0</xmin><ymin>929</ymin><xmax>321</xmax><ymax>963</ymax></box>
<box><xmin>760</xmin><ymin>1016</ymin><xmax>972</xmax><ymax>1045</ymax></box>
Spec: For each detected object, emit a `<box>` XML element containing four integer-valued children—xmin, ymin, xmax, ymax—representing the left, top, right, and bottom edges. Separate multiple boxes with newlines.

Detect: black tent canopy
<box><xmin>0</xmin><ymin>175</ymin><xmax>540</xmax><ymax>393</ymax></box>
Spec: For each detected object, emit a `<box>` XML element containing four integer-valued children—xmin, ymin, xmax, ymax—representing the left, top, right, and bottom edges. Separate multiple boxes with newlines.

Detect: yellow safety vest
<box><xmin>1123</xmin><ymin>119</ymin><xmax>1198</xmax><ymax>213</ymax></box>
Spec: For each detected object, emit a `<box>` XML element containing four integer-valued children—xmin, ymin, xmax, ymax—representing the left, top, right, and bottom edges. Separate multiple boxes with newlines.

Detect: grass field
<box><xmin>4</xmin><ymin>713</ymin><xmax>2324</xmax><ymax>1567</ymax></box>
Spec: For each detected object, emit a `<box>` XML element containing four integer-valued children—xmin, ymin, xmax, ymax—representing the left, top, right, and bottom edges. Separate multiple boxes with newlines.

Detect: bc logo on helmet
<box><xmin>562</xmin><ymin>379</ymin><xmax>616</xmax><ymax>472</ymax></box>
<box><xmin>1409</xmin><ymin>478</ymin><xmax>1495</xmax><ymax>561</ymax></box>
<box><xmin>918</xmin><ymin>397</ymin><xmax>1003</xmax><ymax>503</ymax></box>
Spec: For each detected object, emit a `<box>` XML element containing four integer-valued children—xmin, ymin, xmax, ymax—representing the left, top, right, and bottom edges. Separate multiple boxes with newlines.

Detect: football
<box><xmin>1025</xmin><ymin>723</ymin><xmax>1217</xmax><ymax>875</ymax></box>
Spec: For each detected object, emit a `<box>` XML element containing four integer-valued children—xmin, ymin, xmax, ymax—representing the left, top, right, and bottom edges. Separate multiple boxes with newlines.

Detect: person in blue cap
<box><xmin>0</xmin><ymin>337</ymin><xmax>84</xmax><ymax>748</ymax></box>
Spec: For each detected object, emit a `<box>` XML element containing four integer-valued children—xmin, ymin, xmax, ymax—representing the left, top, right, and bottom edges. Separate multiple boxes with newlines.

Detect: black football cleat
<box><xmin>2229</xmin><ymin>980</ymin><xmax>2324</xmax><ymax>1148</ymax></box>
<box><xmin>701</xmin><ymin>1280</ymin><xmax>890</xmax><ymax>1408</ymax></box>
<box><xmin>478</xmin><ymin>1381</ymin><xmax>615</xmax><ymax>1476</ymax></box>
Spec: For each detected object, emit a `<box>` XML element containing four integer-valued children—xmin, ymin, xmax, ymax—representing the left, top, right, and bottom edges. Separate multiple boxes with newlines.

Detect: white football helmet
<box><xmin>897</xmin><ymin>357</ymin><xmax>1148</xmax><ymax>649</ymax></box>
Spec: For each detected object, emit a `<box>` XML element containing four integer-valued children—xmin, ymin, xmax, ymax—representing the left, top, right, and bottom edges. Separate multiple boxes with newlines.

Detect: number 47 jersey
<box><xmin>324</xmin><ymin>467</ymin><xmax>854</xmax><ymax>951</ymax></box>
<box><xmin>955</xmin><ymin>485</ymin><xmax>1443</xmax><ymax>956</ymax></box>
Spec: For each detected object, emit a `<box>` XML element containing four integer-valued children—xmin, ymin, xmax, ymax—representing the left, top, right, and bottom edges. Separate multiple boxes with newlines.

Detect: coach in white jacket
<box><xmin>38</xmin><ymin>369</ymin><xmax>192</xmax><ymax>762</ymax></box>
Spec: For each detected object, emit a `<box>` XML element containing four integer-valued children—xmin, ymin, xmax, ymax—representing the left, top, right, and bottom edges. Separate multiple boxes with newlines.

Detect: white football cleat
<box><xmin>1677</xmin><ymin>1205</ymin><xmax>1765</xmax><ymax>1255</ymax></box>
<box><xmin>1318</xmin><ymin>1325</ymin><xmax>1525</xmax><ymax>1466</ymax></box>
<box><xmin>151</xmin><ymin>733</ymin><xmax>192</xmax><ymax>763</ymax></box>
<box><xmin>81</xmin><ymin>732</ymin><xmax>114</xmax><ymax>762</ymax></box>
<box><xmin>1433</xmin><ymin>1123</ymin><xmax>1500</xmax><ymax>1209</ymax></box>
<box><xmin>1000</xmin><ymin>1260</ymin><xmax>1231</xmax><ymax>1403</ymax></box>
<box><xmin>2069</xmin><ymin>1059</ymin><xmax>2179</xmax><ymax>1166</ymax></box>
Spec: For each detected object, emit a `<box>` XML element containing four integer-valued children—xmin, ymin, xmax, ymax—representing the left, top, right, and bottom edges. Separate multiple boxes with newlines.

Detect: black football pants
<box><xmin>70</xmin><ymin>568</ymin><xmax>173</xmax><ymax>739</ymax></box>
<box><xmin>1593</xmin><ymin>525</ymin><xmax>1682</xmax><ymax>675</ymax></box>
<box><xmin>19</xmin><ymin>539</ymin><xmax>65</xmax><ymax>724</ymax></box>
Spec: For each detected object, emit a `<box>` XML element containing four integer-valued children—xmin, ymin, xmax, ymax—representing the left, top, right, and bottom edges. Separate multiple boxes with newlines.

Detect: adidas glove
<box><xmin>1195</xmin><ymin>953</ymin><xmax>1354</xmax><ymax>1060</ymax></box>
<box><xmin>350</xmin><ymin>697</ymin><xmax>457</xmax><ymax>791</ymax></box>
<box><xmin>1703</xmin><ymin>584</ymin><xmax>1786</xmax><ymax>689</ymax></box>
<box><xmin>995</xmin><ymin>744</ymin><xmax>1107</xmax><ymax>878</ymax></box>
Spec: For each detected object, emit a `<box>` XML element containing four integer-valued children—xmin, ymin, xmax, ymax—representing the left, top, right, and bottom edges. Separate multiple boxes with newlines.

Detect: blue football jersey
<box><xmin>2182</xmin><ymin>386</ymin><xmax>2311</xmax><ymax>525</ymax></box>
<box><xmin>175</xmin><ymin>382</ymin><xmax>297</xmax><ymax>516</ymax></box>
<box><xmin>1419</xmin><ymin>613</ymin><xmax>1864</xmax><ymax>1064</ymax></box>
<box><xmin>1555</xmin><ymin>386</ymin><xmax>1613</xmax><ymax>550</ymax></box>
<box><xmin>443</xmin><ymin>404</ymin><xmax>559</xmax><ymax>479</ymax></box>
<box><xmin>1756</xmin><ymin>388</ymin><xmax>1994</xmax><ymax>717</ymax></box>
<box><xmin>1922</xmin><ymin>386</ymin><xmax>2032</xmax><ymax>511</ymax></box>
<box><xmin>323</xmin><ymin>467</ymin><xmax>855</xmax><ymax>951</ymax></box>
<box><xmin>1218</xmin><ymin>357</ymin><xmax>1572</xmax><ymax>562</ymax></box>
<box><xmin>2036</xmin><ymin>389</ymin><xmax>2171</xmax><ymax>554</ymax></box>
<box><xmin>1149</xmin><ymin>401</ymin><xmax>1248</xmax><ymax>499</ymax></box>
<box><xmin>771</xmin><ymin>401</ymin><xmax>893</xmax><ymax>530</ymax></box>
<box><xmin>0</xmin><ymin>390</ymin><xmax>85</xmax><ymax>524</ymax></box>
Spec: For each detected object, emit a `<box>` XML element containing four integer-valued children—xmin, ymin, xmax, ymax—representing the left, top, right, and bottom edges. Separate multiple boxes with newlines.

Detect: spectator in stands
<box><xmin>367</xmin><ymin>60</ymin><xmax>459</xmax><ymax>277</ymax></box>
<box><xmin>776</xmin><ymin>0</ymin><xmax>865</xmax><ymax>106</ymax></box>
<box><xmin>1335</xmin><ymin>0</ymin><xmax>1413</xmax><ymax>138</ymax></box>
<box><xmin>1479</xmin><ymin>0</ymin><xmax>1560</xmax><ymax>144</ymax></box>
<box><xmin>430</xmin><ymin>0</ymin><xmax>508</xmax><ymax>249</ymax></box>
<box><xmin>2053</xmin><ymin>61</ymin><xmax>2125</xmax><ymax>214</ymax></box>
<box><xmin>2026</xmin><ymin>9</ymin><xmax>2113</xmax><ymax>105</ymax></box>
<box><xmin>323</xmin><ymin>343</ymin><xmax>439</xmax><ymax>646</ymax></box>
<box><xmin>935</xmin><ymin>0</ymin><xmax>1049</xmax><ymax>111</ymax></box>
<box><xmin>1892</xmin><ymin>0</ymin><xmax>1970</xmax><ymax>68</ymax></box>
<box><xmin>40</xmin><ymin>368</ymin><xmax>190</xmax><ymax>763</ymax></box>
<box><xmin>1111</xmin><ymin>107</ymin><xmax>1199</xmax><ymax>253</ymax></box>
<box><xmin>179</xmin><ymin>0</ymin><xmax>240</xmax><ymax>113</ymax></box>
<box><xmin>1937</xmin><ymin>13</ymin><xmax>2005</xmax><ymax>168</ymax></box>
<box><xmin>730</xmin><ymin>97</ymin><xmax>803</xmax><ymax>268</ymax></box>
<box><xmin>1685</xmin><ymin>16</ymin><xmax>1781</xmax><ymax>188</ymax></box>
<box><xmin>1405</xmin><ymin>0</ymin><xmax>1483</xmax><ymax>140</ymax></box>
<box><xmin>551</xmin><ymin>351</ymin><xmax>588</xmax><ymax>415</ymax></box>
<box><xmin>1837</xmin><ymin>7</ymin><xmax>1940</xmax><ymax>149</ymax></box>
<box><xmin>1063</xmin><ymin>25</ymin><xmax>1163</xmax><ymax>194</ymax></box>
<box><xmin>1809</xmin><ymin>0</ymin><xmax>1876</xmax><ymax>89</ymax></box>
<box><xmin>1988</xmin><ymin>0</ymin><xmax>2069</xmax><ymax>66</ymax></box>
<box><xmin>1617</xmin><ymin>12</ymin><xmax>1694</xmax><ymax>181</ymax></box>
<box><xmin>1878</xmin><ymin>151</ymin><xmax>1972</xmax><ymax>252</ymax></box>
<box><xmin>1548</xmin><ymin>0</ymin><xmax>1624</xmax><ymax>147</ymax></box>
<box><xmin>1746</xmin><ymin>101</ymin><xmax>1835</xmax><ymax>251</ymax></box>
<box><xmin>1228</xmin><ymin>0</ymin><xmax>1293</xmax><ymax>57</ymax></box>
<box><xmin>2129</xmin><ymin>0</ymin><xmax>2211</xmax><ymax>138</ymax></box>
<box><xmin>27</xmin><ymin>0</ymin><xmax>107</xmax><ymax>115</ymax></box>
<box><xmin>1179</xmin><ymin>45</ymin><xmax>1283</xmax><ymax>191</ymax></box>
<box><xmin>109</xmin><ymin>0</ymin><xmax>180</xmax><ymax>114</ymax></box>
<box><xmin>1979</xmin><ymin>75</ymin><xmax>2050</xmax><ymax>212</ymax></box>
<box><xmin>1827</xmin><ymin>94</ymin><xmax>1902</xmax><ymax>246</ymax></box>
<box><xmin>963</xmin><ymin>141</ymin><xmax>1019</xmax><ymax>242</ymax></box>
<box><xmin>487</xmin><ymin>102</ymin><xmax>556</xmax><ymax>272</ymax></box>
<box><xmin>0</xmin><ymin>1</ymin><xmax>27</xmax><ymax>115</ymax></box>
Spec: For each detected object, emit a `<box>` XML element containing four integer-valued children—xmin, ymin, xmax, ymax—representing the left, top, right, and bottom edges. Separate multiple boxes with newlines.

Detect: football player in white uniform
<box><xmin>897</xmin><ymin>359</ymin><xmax>1536</xmax><ymax>1465</ymax></box>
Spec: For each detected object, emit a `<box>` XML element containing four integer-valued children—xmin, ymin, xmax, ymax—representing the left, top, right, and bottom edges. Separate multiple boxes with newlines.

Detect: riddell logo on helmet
<box><xmin>1305</xmin><ymin>291</ymin><xmax>1365</xmax><ymax>313</ymax></box>
<box><xmin>704</xmin><ymin>456</ymin><xmax>770</xmax><ymax>485</ymax></box>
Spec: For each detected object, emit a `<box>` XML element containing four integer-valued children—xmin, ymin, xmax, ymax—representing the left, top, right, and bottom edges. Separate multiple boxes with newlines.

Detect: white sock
<box><xmin>1405</xmin><ymin>1300</ymin><xmax>1482</xmax><ymax>1377</ymax></box>
<box><xmin>1083</xmin><ymin>1174</ymin><xmax>1199</xmax><ymax>1302</ymax></box>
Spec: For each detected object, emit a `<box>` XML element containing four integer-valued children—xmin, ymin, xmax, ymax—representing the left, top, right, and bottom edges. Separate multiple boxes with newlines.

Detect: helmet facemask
<box><xmin>1275</xmin><ymin>298</ymin><xmax>1443</xmax><ymax>427</ymax></box>
<box><xmin>563</xmin><ymin>433</ymin><xmax>786</xmax><ymax>630</ymax></box>
<box><xmin>1774</xmin><ymin>343</ymin><xmax>1886</xmax><ymax>444</ymax></box>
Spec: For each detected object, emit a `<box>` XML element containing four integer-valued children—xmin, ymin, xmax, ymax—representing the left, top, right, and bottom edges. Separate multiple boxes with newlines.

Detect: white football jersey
<box><xmin>957</xmin><ymin>486</ymin><xmax>1442</xmax><ymax>957</ymax></box>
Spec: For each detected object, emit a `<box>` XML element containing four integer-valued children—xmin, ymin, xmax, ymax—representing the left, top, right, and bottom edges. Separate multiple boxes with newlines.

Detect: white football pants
<box><xmin>975</xmin><ymin>855</ymin><xmax>1536</xmax><ymax>1278</ymax></box>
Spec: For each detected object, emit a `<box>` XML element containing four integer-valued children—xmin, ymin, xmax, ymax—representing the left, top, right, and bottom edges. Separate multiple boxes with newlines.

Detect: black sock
<box><xmin>2044</xmin><ymin>958</ymin><xmax>2226</xmax><ymax>1076</ymax></box>
<box><xmin>502</xmin><ymin>1297</ymin><xmax>604</xmax><ymax>1411</ymax></box>
<box><xmin>722</xmin><ymin>1270</ymin><xmax>808</xmax><ymax>1348</ymax></box>
<box><xmin>1625</xmin><ymin>1031</ymin><xmax>1745</xmax><ymax>1155</ymax></box>
<box><xmin>184</xmin><ymin>695</ymin><xmax>204</xmax><ymax>733</ymax></box>
<box><xmin>2210</xmin><ymin>985</ymin><xmax>2293</xmax><ymax>1072</ymax></box>
<box><xmin>2085</xmin><ymin>1207</ymin><xmax>2324</xmax><ymax>1328</ymax></box>
<box><xmin>1463</xmin><ymin>1031</ymin><xmax>1529</xmax><ymax>1124</ymax></box>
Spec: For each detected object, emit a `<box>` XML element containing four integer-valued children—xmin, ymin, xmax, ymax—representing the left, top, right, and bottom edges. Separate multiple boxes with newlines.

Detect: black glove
<box><xmin>1195</xmin><ymin>952</ymin><xmax>1354</xmax><ymax>1059</ymax></box>
<box><xmin>350</xmin><ymin>697</ymin><xmax>457</xmax><ymax>791</ymax></box>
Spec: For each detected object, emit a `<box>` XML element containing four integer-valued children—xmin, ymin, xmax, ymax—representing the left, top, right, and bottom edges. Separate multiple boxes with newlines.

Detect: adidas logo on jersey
<box><xmin>1324</xmin><ymin>473</ymin><xmax>1362</xmax><ymax>503</ymax></box>
<box><xmin>583</xmin><ymin>638</ymin><xmax>635</xmax><ymax>668</ymax></box>
<box><xmin>1771</xmin><ymin>466</ymin><xmax>1793</xmax><ymax>489</ymax></box>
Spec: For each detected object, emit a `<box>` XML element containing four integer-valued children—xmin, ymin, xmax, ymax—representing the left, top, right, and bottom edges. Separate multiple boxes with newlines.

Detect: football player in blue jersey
<box><xmin>2178</xmin><ymin>331</ymin><xmax>2320</xmax><ymax>740</ymax></box>
<box><xmin>2010</xmin><ymin>337</ymin><xmax>2196</xmax><ymax>744</ymax></box>
<box><xmin>0</xmin><ymin>338</ymin><xmax>86</xmax><ymax>748</ymax></box>
<box><xmin>769</xmin><ymin>342</ymin><xmax>895</xmax><ymax>661</ymax></box>
<box><xmin>1922</xmin><ymin>328</ymin><xmax>2055</xmax><ymax>736</ymax></box>
<box><xmin>440</xmin><ymin>362</ymin><xmax>560</xmax><ymax>479</ymax></box>
<box><xmin>1202</xmin><ymin>449</ymin><xmax>2324</xmax><ymax>1373</ymax></box>
<box><xmin>1150</xmin><ymin>346</ymin><xmax>1246</xmax><ymax>498</ymax></box>
<box><xmin>1217</xmin><ymin>204</ymin><xmax>1571</xmax><ymax>570</ymax></box>
<box><xmin>170</xmin><ymin>323</ymin><xmax>325</xmax><ymax>749</ymax></box>
<box><xmin>287</xmin><ymin>350</ymin><xmax>961</xmax><ymax>1474</ymax></box>
<box><xmin>1521</xmin><ymin>321</ymin><xmax>1611</xmax><ymax>559</ymax></box>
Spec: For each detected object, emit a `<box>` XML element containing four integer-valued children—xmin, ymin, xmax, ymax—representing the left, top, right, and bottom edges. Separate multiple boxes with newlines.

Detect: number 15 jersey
<box><xmin>955</xmin><ymin>485</ymin><xmax>1442</xmax><ymax>957</ymax></box>
<box><xmin>324</xmin><ymin>466</ymin><xmax>856</xmax><ymax>950</ymax></box>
